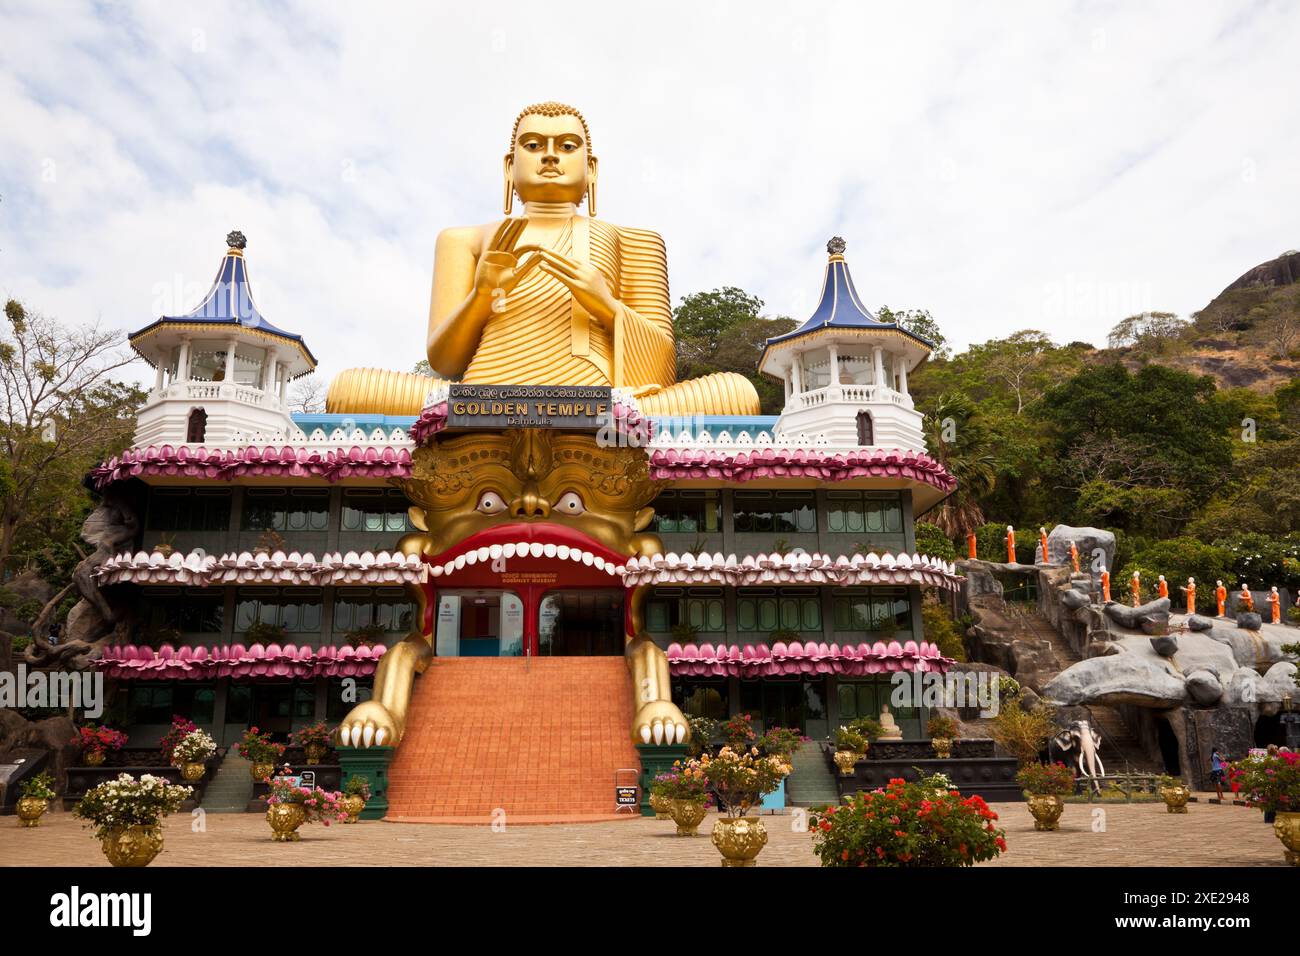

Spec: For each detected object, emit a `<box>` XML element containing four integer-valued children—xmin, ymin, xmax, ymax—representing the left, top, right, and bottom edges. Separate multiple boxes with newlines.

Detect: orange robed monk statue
<box><xmin>1101</xmin><ymin>568</ymin><xmax>1111</xmax><ymax>603</ymax></box>
<box><xmin>1269</xmin><ymin>586</ymin><xmax>1281</xmax><ymax>624</ymax></box>
<box><xmin>1239</xmin><ymin>584</ymin><xmax>1254</xmax><ymax>613</ymax></box>
<box><xmin>967</xmin><ymin>532</ymin><xmax>977</xmax><ymax>560</ymax></box>
<box><xmin>325</xmin><ymin>101</ymin><xmax>759</xmax><ymax>417</ymax></box>
<box><xmin>1216</xmin><ymin>580</ymin><xmax>1227</xmax><ymax>617</ymax></box>
<box><xmin>1180</xmin><ymin>577</ymin><xmax>1196</xmax><ymax>615</ymax></box>
<box><xmin>1157</xmin><ymin>574</ymin><xmax>1168</xmax><ymax>600</ymax></box>
<box><xmin>1130</xmin><ymin>570</ymin><xmax>1142</xmax><ymax>607</ymax></box>
<box><xmin>1039</xmin><ymin>526</ymin><xmax>1049</xmax><ymax>564</ymax></box>
<box><xmin>1006</xmin><ymin>526</ymin><xmax>1016</xmax><ymax>564</ymax></box>
<box><xmin>1069</xmin><ymin>541</ymin><xmax>1080</xmax><ymax>574</ymax></box>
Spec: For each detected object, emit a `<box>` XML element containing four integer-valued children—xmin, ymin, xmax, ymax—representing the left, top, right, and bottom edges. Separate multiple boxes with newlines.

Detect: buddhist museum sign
<box><xmin>445</xmin><ymin>384</ymin><xmax>612</xmax><ymax>429</ymax></box>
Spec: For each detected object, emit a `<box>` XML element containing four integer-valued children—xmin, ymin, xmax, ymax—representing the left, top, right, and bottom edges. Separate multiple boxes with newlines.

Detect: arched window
<box><xmin>186</xmin><ymin>407</ymin><xmax>207</xmax><ymax>444</ymax></box>
<box><xmin>856</xmin><ymin>410</ymin><xmax>873</xmax><ymax>446</ymax></box>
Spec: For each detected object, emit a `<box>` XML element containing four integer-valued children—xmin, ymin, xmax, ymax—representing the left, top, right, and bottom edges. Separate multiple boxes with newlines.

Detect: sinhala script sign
<box><xmin>446</xmin><ymin>384</ymin><xmax>612</xmax><ymax>430</ymax></box>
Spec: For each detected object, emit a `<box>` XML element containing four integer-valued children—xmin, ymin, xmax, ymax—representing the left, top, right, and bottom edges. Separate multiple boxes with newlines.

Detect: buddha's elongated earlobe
<box><xmin>586</xmin><ymin>156</ymin><xmax>598</xmax><ymax>217</ymax></box>
<box><xmin>503</xmin><ymin>155</ymin><xmax>514</xmax><ymax>215</ymax></box>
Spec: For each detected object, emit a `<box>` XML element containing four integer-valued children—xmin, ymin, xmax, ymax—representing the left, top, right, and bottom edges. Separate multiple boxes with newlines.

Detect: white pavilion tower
<box><xmin>127</xmin><ymin>231</ymin><xmax>317</xmax><ymax>446</ymax></box>
<box><xmin>760</xmin><ymin>237</ymin><xmax>930</xmax><ymax>453</ymax></box>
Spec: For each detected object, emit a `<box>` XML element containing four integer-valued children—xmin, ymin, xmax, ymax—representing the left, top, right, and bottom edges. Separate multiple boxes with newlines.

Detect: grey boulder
<box><xmin>1045</xmin><ymin>525</ymin><xmax>1116</xmax><ymax>572</ymax></box>
<box><xmin>1044</xmin><ymin>654</ymin><xmax>1187</xmax><ymax>707</ymax></box>
<box><xmin>1185</xmin><ymin>670</ymin><xmax>1224</xmax><ymax>705</ymax></box>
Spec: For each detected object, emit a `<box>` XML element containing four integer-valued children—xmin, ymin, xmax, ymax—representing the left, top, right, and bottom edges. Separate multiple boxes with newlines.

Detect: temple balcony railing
<box><xmin>793</xmin><ymin>384</ymin><xmax>914</xmax><ymax>410</ymax></box>
<box><xmin>143</xmin><ymin>381</ymin><xmax>283</xmax><ymax>411</ymax></box>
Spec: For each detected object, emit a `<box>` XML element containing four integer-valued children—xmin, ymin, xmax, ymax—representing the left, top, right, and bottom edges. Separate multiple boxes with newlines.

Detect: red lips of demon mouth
<box><xmin>422</xmin><ymin>522</ymin><xmax>631</xmax><ymax>580</ymax></box>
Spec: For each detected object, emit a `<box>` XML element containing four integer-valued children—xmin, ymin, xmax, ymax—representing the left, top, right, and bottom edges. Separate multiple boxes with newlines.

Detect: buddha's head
<box><xmin>504</xmin><ymin>101</ymin><xmax>597</xmax><ymax>214</ymax></box>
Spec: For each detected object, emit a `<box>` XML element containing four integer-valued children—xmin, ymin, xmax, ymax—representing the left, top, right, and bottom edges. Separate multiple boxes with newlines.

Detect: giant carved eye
<box><xmin>476</xmin><ymin>491</ymin><xmax>508</xmax><ymax>515</ymax></box>
<box><xmin>555</xmin><ymin>491</ymin><xmax>585</xmax><ymax>515</ymax></box>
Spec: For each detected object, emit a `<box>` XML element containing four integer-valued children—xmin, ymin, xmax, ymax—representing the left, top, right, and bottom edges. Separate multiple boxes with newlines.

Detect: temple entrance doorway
<box><xmin>538</xmin><ymin>589</ymin><xmax>625</xmax><ymax>656</ymax></box>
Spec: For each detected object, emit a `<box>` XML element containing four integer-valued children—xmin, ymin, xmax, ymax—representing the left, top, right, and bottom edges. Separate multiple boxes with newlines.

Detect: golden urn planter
<box><xmin>83</xmin><ymin>750</ymin><xmax>106</xmax><ymax>767</ymax></box>
<box><xmin>101</xmin><ymin>825</ymin><xmax>164</xmax><ymax>867</ymax></box>
<box><xmin>16</xmin><ymin>797</ymin><xmax>48</xmax><ymax>828</ymax></box>
<box><xmin>649</xmin><ymin>791</ymin><xmax>672</xmax><ymax>820</ymax></box>
<box><xmin>251</xmin><ymin>762</ymin><xmax>275</xmax><ymax>782</ymax></box>
<box><xmin>1274</xmin><ymin>811</ymin><xmax>1300</xmax><ymax>866</ymax></box>
<box><xmin>833</xmin><ymin>749</ymin><xmax>858</xmax><ymax>777</ymax></box>
<box><xmin>304</xmin><ymin>742</ymin><xmax>327</xmax><ymax>765</ymax></box>
<box><xmin>266</xmin><ymin>802</ymin><xmax>307</xmax><ymax>841</ymax></box>
<box><xmin>179</xmin><ymin>761</ymin><xmax>206</xmax><ymax>782</ymax></box>
<box><xmin>341</xmin><ymin>794</ymin><xmax>366</xmax><ymax>824</ymax></box>
<box><xmin>1026</xmin><ymin>793</ymin><xmax>1064</xmax><ymax>831</ymax></box>
<box><xmin>1160</xmin><ymin>785</ymin><xmax>1190</xmax><ymax>814</ymax></box>
<box><xmin>711</xmin><ymin>816</ymin><xmax>768</xmax><ymax>867</ymax></box>
<box><xmin>931</xmin><ymin>737</ymin><xmax>953</xmax><ymax>759</ymax></box>
<box><xmin>669</xmin><ymin>799</ymin><xmax>708</xmax><ymax>837</ymax></box>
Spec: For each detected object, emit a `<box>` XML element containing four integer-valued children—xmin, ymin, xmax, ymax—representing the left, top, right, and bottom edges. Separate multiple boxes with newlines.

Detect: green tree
<box><xmin>0</xmin><ymin>299</ymin><xmax>143</xmax><ymax>580</ymax></box>
<box><xmin>921</xmin><ymin>393</ymin><xmax>998</xmax><ymax>538</ymax></box>
<box><xmin>878</xmin><ymin>305</ymin><xmax>949</xmax><ymax>360</ymax></box>
<box><xmin>1033</xmin><ymin>364</ymin><xmax>1239</xmax><ymax>537</ymax></box>
<box><xmin>672</xmin><ymin>287</ymin><xmax>795</xmax><ymax>415</ymax></box>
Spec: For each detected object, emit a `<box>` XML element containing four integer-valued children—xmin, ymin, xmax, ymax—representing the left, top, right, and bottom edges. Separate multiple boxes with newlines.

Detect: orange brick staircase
<box><xmin>384</xmin><ymin>657</ymin><xmax>642</xmax><ymax>824</ymax></box>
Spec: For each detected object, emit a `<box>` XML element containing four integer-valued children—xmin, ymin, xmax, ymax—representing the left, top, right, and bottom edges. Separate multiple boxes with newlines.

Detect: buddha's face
<box><xmin>509</xmin><ymin>112</ymin><xmax>593</xmax><ymax>205</ymax></box>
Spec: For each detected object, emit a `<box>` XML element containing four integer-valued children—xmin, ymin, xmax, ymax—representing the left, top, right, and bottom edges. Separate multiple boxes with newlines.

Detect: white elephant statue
<box><xmin>1053</xmin><ymin>719</ymin><xmax>1105</xmax><ymax>793</ymax></box>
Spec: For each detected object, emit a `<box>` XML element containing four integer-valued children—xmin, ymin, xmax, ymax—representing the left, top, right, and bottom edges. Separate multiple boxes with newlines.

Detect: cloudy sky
<box><xmin>1</xmin><ymin>1</ymin><xmax>1296</xmax><ymax>390</ymax></box>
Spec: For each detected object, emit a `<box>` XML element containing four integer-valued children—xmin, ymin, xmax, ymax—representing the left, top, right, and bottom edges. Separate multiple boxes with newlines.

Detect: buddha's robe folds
<box><xmin>326</xmin><ymin>217</ymin><xmax>760</xmax><ymax>417</ymax></box>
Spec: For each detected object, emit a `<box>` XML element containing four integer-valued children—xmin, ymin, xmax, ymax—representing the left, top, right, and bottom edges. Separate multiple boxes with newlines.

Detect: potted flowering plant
<box><xmin>237</xmin><ymin>727</ymin><xmax>285</xmax><ymax>781</ymax></box>
<box><xmin>158</xmin><ymin>715</ymin><xmax>198</xmax><ymax>764</ymax></box>
<box><xmin>927</xmin><ymin>715</ymin><xmax>959</xmax><ymax>759</ymax></box>
<box><xmin>74</xmin><ymin>724</ymin><xmax>129</xmax><ymax>766</ymax></box>
<box><xmin>341</xmin><ymin>775</ymin><xmax>371</xmax><ymax>823</ymax></box>
<box><xmin>757</xmin><ymin>726</ymin><xmax>806</xmax><ymax>760</ymax></box>
<box><xmin>809</xmin><ymin>774</ymin><xmax>1007</xmax><ymax>867</ymax></box>
<box><xmin>833</xmin><ymin>726</ymin><xmax>867</xmax><ymax>776</ymax></box>
<box><xmin>1228</xmin><ymin>751</ymin><xmax>1300</xmax><ymax>864</ymax></box>
<box><xmin>654</xmin><ymin>760</ymin><xmax>712</xmax><ymax>835</ymax></box>
<box><xmin>696</xmin><ymin>746</ymin><xmax>792</xmax><ymax>866</ymax></box>
<box><xmin>171</xmin><ymin>729</ymin><xmax>217</xmax><ymax>781</ymax></box>
<box><xmin>72</xmin><ymin>773</ymin><xmax>192</xmax><ymax>866</ymax></box>
<box><xmin>15</xmin><ymin>771</ymin><xmax>56</xmax><ymax>827</ymax></box>
<box><xmin>291</xmin><ymin>721</ymin><xmax>334</xmax><ymax>764</ymax></box>
<box><xmin>1015</xmin><ymin>761</ymin><xmax>1076</xmax><ymax>831</ymax></box>
<box><xmin>721</xmin><ymin>712</ymin><xmax>757</xmax><ymax>751</ymax></box>
<box><xmin>263</xmin><ymin>776</ymin><xmax>348</xmax><ymax>841</ymax></box>
<box><xmin>1155</xmin><ymin>773</ymin><xmax>1191</xmax><ymax>814</ymax></box>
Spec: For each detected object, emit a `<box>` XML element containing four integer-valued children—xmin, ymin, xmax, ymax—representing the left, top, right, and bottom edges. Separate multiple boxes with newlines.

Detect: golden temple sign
<box><xmin>446</xmin><ymin>384</ymin><xmax>611</xmax><ymax>430</ymax></box>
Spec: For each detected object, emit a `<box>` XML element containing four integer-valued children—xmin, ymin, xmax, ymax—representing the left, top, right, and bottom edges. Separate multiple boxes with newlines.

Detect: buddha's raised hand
<box><xmin>473</xmin><ymin>218</ymin><xmax>540</xmax><ymax>299</ymax></box>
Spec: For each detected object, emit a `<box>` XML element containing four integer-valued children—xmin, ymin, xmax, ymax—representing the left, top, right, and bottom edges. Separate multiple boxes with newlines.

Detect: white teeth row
<box><xmin>428</xmin><ymin>543</ymin><xmax>625</xmax><ymax>578</ymax></box>
<box><xmin>639</xmin><ymin>720</ymin><xmax>688</xmax><ymax>745</ymax></box>
<box><xmin>339</xmin><ymin>724</ymin><xmax>388</xmax><ymax>748</ymax></box>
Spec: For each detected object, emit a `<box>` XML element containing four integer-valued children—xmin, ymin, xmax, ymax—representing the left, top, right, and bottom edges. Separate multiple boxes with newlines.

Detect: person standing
<box><xmin>1209</xmin><ymin>748</ymin><xmax>1226</xmax><ymax>802</ymax></box>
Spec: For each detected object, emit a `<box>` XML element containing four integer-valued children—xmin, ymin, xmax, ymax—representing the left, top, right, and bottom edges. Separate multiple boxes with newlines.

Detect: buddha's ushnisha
<box><xmin>328</xmin><ymin>102</ymin><xmax>760</xmax><ymax>417</ymax></box>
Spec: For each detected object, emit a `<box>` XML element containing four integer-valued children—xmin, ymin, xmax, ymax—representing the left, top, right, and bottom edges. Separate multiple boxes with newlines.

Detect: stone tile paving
<box><xmin>1</xmin><ymin>799</ymin><xmax>1285</xmax><ymax>867</ymax></box>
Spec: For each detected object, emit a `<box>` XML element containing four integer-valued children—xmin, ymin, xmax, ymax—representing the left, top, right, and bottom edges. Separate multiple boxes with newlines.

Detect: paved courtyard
<box><xmin>1</xmin><ymin>799</ymin><xmax>1288</xmax><ymax>866</ymax></box>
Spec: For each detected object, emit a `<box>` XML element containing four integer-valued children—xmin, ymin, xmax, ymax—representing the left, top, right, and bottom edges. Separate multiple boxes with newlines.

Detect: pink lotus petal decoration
<box><xmin>663</xmin><ymin>640</ymin><xmax>952</xmax><ymax>677</ymax></box>
<box><xmin>91</xmin><ymin>643</ymin><xmax>389</xmax><ymax>680</ymax></box>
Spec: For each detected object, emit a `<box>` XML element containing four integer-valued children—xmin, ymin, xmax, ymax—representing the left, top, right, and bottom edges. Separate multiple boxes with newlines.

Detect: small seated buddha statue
<box><xmin>327</xmin><ymin>101</ymin><xmax>760</xmax><ymax>417</ymax></box>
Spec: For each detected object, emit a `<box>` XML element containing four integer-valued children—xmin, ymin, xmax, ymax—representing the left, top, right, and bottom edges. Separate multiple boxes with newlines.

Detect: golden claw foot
<box><xmin>632</xmin><ymin>700</ymin><xmax>690</xmax><ymax>746</ymax></box>
<box><xmin>335</xmin><ymin>700</ymin><xmax>400</xmax><ymax>748</ymax></box>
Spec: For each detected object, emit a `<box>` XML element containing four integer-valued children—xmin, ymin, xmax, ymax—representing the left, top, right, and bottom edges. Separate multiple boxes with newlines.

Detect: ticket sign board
<box><xmin>615</xmin><ymin>786</ymin><xmax>639</xmax><ymax>808</ymax></box>
<box><xmin>446</xmin><ymin>385</ymin><xmax>612</xmax><ymax>430</ymax></box>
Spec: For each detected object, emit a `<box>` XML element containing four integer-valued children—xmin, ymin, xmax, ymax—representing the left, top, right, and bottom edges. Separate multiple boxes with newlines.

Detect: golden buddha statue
<box><xmin>326</xmin><ymin>102</ymin><xmax>759</xmax><ymax>417</ymax></box>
